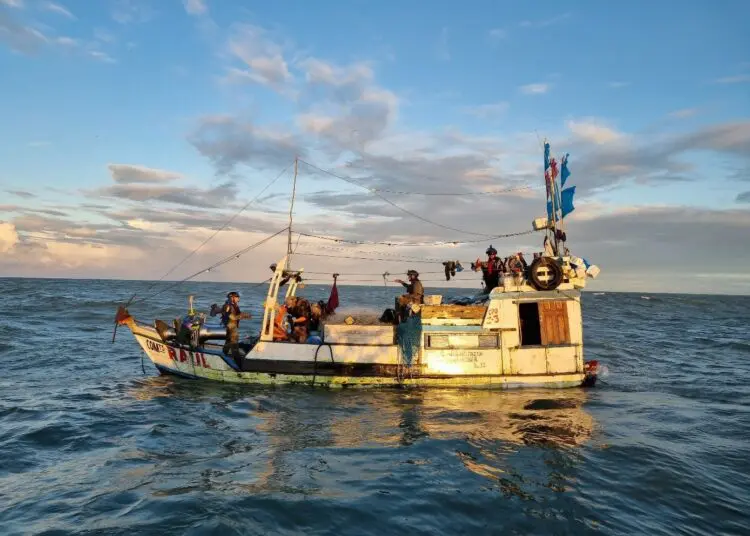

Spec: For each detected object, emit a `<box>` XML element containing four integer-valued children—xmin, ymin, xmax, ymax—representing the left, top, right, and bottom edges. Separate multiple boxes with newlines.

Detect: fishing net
<box><xmin>396</xmin><ymin>314</ymin><xmax>422</xmax><ymax>366</ymax></box>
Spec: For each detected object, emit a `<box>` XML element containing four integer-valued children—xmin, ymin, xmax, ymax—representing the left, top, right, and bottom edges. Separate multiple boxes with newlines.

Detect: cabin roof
<box><xmin>489</xmin><ymin>289</ymin><xmax>581</xmax><ymax>301</ymax></box>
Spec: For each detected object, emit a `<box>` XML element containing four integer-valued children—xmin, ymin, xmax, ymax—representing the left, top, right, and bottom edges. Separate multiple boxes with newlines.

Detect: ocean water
<box><xmin>0</xmin><ymin>277</ymin><xmax>748</xmax><ymax>535</ymax></box>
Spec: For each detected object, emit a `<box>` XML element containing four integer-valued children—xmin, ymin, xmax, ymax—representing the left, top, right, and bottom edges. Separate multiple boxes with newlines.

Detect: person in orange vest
<box><xmin>273</xmin><ymin>300</ymin><xmax>291</xmax><ymax>341</ymax></box>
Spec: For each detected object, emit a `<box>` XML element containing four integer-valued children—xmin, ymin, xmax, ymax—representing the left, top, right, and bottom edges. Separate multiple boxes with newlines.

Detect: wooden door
<box><xmin>539</xmin><ymin>301</ymin><xmax>571</xmax><ymax>345</ymax></box>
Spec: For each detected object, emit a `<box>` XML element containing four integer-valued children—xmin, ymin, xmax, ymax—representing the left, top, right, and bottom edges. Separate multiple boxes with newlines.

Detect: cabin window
<box><xmin>519</xmin><ymin>303</ymin><xmax>542</xmax><ymax>346</ymax></box>
<box><xmin>425</xmin><ymin>335</ymin><xmax>449</xmax><ymax>348</ymax></box>
<box><xmin>519</xmin><ymin>300</ymin><xmax>571</xmax><ymax>346</ymax></box>
<box><xmin>478</xmin><ymin>334</ymin><xmax>499</xmax><ymax>348</ymax></box>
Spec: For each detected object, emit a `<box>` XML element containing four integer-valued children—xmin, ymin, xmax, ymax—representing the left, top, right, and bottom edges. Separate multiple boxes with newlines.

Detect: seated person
<box><xmin>273</xmin><ymin>299</ymin><xmax>291</xmax><ymax>341</ymax></box>
<box><xmin>393</xmin><ymin>269</ymin><xmax>424</xmax><ymax>320</ymax></box>
<box><xmin>309</xmin><ymin>301</ymin><xmax>327</xmax><ymax>332</ymax></box>
<box><xmin>289</xmin><ymin>297</ymin><xmax>311</xmax><ymax>343</ymax></box>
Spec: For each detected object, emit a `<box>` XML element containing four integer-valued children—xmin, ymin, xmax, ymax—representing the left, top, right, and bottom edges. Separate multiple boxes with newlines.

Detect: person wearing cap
<box><xmin>221</xmin><ymin>291</ymin><xmax>251</xmax><ymax>363</ymax></box>
<box><xmin>472</xmin><ymin>245</ymin><xmax>505</xmax><ymax>292</ymax></box>
<box><xmin>393</xmin><ymin>269</ymin><xmax>424</xmax><ymax>319</ymax></box>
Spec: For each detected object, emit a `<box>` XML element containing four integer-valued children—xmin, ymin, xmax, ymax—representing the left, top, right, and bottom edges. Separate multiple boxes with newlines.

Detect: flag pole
<box><xmin>558</xmin><ymin>154</ymin><xmax>567</xmax><ymax>252</ymax></box>
<box><xmin>552</xmin><ymin>157</ymin><xmax>562</xmax><ymax>255</ymax></box>
<box><xmin>544</xmin><ymin>139</ymin><xmax>560</xmax><ymax>254</ymax></box>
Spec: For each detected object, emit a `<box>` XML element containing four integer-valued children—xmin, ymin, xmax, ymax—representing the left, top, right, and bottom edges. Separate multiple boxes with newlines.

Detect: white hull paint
<box><xmin>127</xmin><ymin>321</ymin><xmax>588</xmax><ymax>389</ymax></box>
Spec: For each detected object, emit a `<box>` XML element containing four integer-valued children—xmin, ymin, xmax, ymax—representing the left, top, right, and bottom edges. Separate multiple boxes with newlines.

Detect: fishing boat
<box><xmin>115</xmin><ymin>141</ymin><xmax>601</xmax><ymax>389</ymax></box>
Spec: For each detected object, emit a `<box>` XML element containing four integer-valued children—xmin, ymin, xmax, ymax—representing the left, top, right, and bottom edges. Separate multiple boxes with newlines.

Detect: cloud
<box><xmin>88</xmin><ymin>50</ymin><xmax>116</xmax><ymax>63</ymax></box>
<box><xmin>6</xmin><ymin>190</ymin><xmax>35</xmax><ymax>198</ymax></box>
<box><xmin>608</xmin><ymin>81</ymin><xmax>629</xmax><ymax>89</ymax></box>
<box><xmin>567</xmin><ymin>119</ymin><xmax>625</xmax><ymax>145</ymax></box>
<box><xmin>669</xmin><ymin>108</ymin><xmax>698</xmax><ymax>119</ymax></box>
<box><xmin>0</xmin><ymin>0</ymin><xmax>23</xmax><ymax>8</ymax></box>
<box><xmin>0</xmin><ymin>222</ymin><xmax>19</xmax><ymax>253</ymax></box>
<box><xmin>559</xmin><ymin>119</ymin><xmax>750</xmax><ymax>193</ymax></box>
<box><xmin>520</xmin><ymin>83</ymin><xmax>550</xmax><ymax>95</ymax></box>
<box><xmin>714</xmin><ymin>74</ymin><xmax>750</xmax><ymax>84</ymax></box>
<box><xmin>488</xmin><ymin>28</ymin><xmax>506</xmax><ymax>42</ymax></box>
<box><xmin>0</xmin><ymin>7</ymin><xmax>115</xmax><ymax>61</ymax></box>
<box><xmin>519</xmin><ymin>14</ymin><xmax>570</xmax><ymax>28</ymax></box>
<box><xmin>301</xmin><ymin>57</ymin><xmax>373</xmax><ymax>91</ymax></box>
<box><xmin>462</xmin><ymin>102</ymin><xmax>509</xmax><ymax>119</ymax></box>
<box><xmin>737</xmin><ymin>191</ymin><xmax>750</xmax><ymax>203</ymax></box>
<box><xmin>183</xmin><ymin>0</ymin><xmax>206</xmax><ymax>16</ymax></box>
<box><xmin>673</xmin><ymin>121</ymin><xmax>750</xmax><ymax>157</ymax></box>
<box><xmin>43</xmin><ymin>2</ymin><xmax>74</xmax><ymax>19</ymax></box>
<box><xmin>108</xmin><ymin>164</ymin><xmax>182</xmax><ymax>184</ymax></box>
<box><xmin>0</xmin><ymin>9</ymin><xmax>48</xmax><ymax>53</ymax></box>
<box><xmin>225</xmin><ymin>24</ymin><xmax>292</xmax><ymax>90</ymax></box>
<box><xmin>93</xmin><ymin>28</ymin><xmax>115</xmax><ymax>43</ymax></box>
<box><xmin>94</xmin><ymin>182</ymin><xmax>239</xmax><ymax>208</ymax></box>
<box><xmin>111</xmin><ymin>0</ymin><xmax>154</xmax><ymax>24</ymax></box>
<box><xmin>564</xmin><ymin>206</ymin><xmax>750</xmax><ymax>289</ymax></box>
<box><xmin>189</xmin><ymin>115</ymin><xmax>303</xmax><ymax>174</ymax></box>
<box><xmin>435</xmin><ymin>26</ymin><xmax>449</xmax><ymax>61</ymax></box>
<box><xmin>103</xmin><ymin>205</ymin><xmax>286</xmax><ymax>235</ymax></box>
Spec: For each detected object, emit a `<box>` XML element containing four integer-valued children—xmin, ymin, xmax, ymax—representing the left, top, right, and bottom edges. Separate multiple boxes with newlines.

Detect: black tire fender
<box><xmin>528</xmin><ymin>257</ymin><xmax>563</xmax><ymax>291</ymax></box>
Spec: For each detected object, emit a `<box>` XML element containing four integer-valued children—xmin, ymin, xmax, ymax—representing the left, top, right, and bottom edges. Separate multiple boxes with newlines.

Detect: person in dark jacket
<box><xmin>221</xmin><ymin>291</ymin><xmax>251</xmax><ymax>363</ymax></box>
<box><xmin>393</xmin><ymin>269</ymin><xmax>424</xmax><ymax>320</ymax></box>
<box><xmin>472</xmin><ymin>245</ymin><xmax>505</xmax><ymax>292</ymax></box>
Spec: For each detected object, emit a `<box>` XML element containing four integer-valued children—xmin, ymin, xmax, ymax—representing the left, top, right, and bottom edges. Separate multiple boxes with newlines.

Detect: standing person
<box><xmin>221</xmin><ymin>291</ymin><xmax>251</xmax><ymax>364</ymax></box>
<box><xmin>472</xmin><ymin>245</ymin><xmax>505</xmax><ymax>293</ymax></box>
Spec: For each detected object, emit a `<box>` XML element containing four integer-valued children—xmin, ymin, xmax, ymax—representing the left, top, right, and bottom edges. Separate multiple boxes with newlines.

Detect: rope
<box><xmin>130</xmin><ymin>227</ymin><xmax>288</xmax><ymax>305</ymax></box>
<box><xmin>295</xmin><ymin>229</ymin><xmax>534</xmax><ymax>247</ymax></box>
<box><xmin>312</xmin><ymin>343</ymin><xmax>334</xmax><ymax>386</ymax></box>
<box><xmin>122</xmin><ymin>162</ymin><xmax>294</xmax><ymax>305</ymax></box>
<box><xmin>366</xmin><ymin>185</ymin><xmax>535</xmax><ymax>196</ymax></box>
<box><xmin>303</xmin><ymin>162</ymin><xmax>536</xmax><ymax>196</ymax></box>
<box><xmin>299</xmin><ymin>159</ymin><xmax>503</xmax><ymax>238</ymax></box>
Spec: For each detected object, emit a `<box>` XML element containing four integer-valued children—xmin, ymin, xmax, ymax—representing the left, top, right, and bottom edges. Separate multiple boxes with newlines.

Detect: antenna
<box><xmin>287</xmin><ymin>157</ymin><xmax>298</xmax><ymax>269</ymax></box>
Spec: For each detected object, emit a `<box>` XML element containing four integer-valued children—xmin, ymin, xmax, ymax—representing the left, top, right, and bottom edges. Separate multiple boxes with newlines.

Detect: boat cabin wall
<box><xmin>498</xmin><ymin>297</ymin><xmax>583</xmax><ymax>375</ymax></box>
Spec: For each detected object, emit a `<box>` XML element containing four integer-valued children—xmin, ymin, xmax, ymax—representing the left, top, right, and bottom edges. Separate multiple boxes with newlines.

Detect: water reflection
<box><xmin>125</xmin><ymin>379</ymin><xmax>595</xmax><ymax>500</ymax></box>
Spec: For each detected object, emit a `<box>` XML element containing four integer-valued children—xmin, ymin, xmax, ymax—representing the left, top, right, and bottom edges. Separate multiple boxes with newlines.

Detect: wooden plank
<box><xmin>420</xmin><ymin>305</ymin><xmax>488</xmax><ymax>319</ymax></box>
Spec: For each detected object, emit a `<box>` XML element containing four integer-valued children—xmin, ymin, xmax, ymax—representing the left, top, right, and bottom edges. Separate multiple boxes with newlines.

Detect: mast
<box><xmin>287</xmin><ymin>156</ymin><xmax>298</xmax><ymax>269</ymax></box>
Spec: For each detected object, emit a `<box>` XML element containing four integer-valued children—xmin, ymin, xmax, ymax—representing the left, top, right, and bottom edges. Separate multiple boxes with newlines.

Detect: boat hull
<box><xmin>126</xmin><ymin>321</ymin><xmax>589</xmax><ymax>389</ymax></box>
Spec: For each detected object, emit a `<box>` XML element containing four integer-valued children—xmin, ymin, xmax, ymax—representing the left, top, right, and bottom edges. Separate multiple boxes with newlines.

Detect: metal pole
<box><xmin>287</xmin><ymin>157</ymin><xmax>298</xmax><ymax>269</ymax></box>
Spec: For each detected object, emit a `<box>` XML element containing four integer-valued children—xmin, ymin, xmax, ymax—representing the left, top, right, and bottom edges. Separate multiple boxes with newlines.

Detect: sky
<box><xmin>0</xmin><ymin>0</ymin><xmax>749</xmax><ymax>295</ymax></box>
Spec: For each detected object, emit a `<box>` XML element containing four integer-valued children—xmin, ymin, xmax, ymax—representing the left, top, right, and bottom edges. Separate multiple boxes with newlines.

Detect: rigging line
<box><xmin>367</xmin><ymin>184</ymin><xmax>535</xmax><ymax>196</ymax></box>
<box><xmin>131</xmin><ymin>227</ymin><xmax>288</xmax><ymax>305</ymax></box>
<box><xmin>298</xmin><ymin>159</ymin><xmax>499</xmax><ymax>238</ymax></box>
<box><xmin>302</xmin><ymin>276</ymin><xmax>477</xmax><ymax>283</ymax></box>
<box><xmin>301</xmin><ymin>270</ymin><xmax>448</xmax><ymax>276</ymax></box>
<box><xmin>134</xmin><ymin>161</ymin><xmax>294</xmax><ymax>300</ymax></box>
<box><xmin>295</xmin><ymin>228</ymin><xmax>533</xmax><ymax>247</ymax></box>
<box><xmin>297</xmin><ymin>243</ymin><xmax>544</xmax><ymax>265</ymax></box>
<box><xmin>296</xmin><ymin>252</ymin><xmax>461</xmax><ymax>264</ymax></box>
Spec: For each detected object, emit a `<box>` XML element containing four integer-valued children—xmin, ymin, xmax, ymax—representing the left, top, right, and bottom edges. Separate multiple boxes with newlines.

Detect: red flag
<box><xmin>114</xmin><ymin>306</ymin><xmax>131</xmax><ymax>325</ymax></box>
<box><xmin>326</xmin><ymin>278</ymin><xmax>339</xmax><ymax>314</ymax></box>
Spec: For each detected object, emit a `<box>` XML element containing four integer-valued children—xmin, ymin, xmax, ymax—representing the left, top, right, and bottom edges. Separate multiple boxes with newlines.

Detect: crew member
<box><xmin>394</xmin><ymin>269</ymin><xmax>424</xmax><ymax>320</ymax></box>
<box><xmin>289</xmin><ymin>296</ymin><xmax>311</xmax><ymax>343</ymax></box>
<box><xmin>273</xmin><ymin>298</ymin><xmax>292</xmax><ymax>341</ymax></box>
<box><xmin>221</xmin><ymin>291</ymin><xmax>251</xmax><ymax>364</ymax></box>
<box><xmin>473</xmin><ymin>245</ymin><xmax>504</xmax><ymax>292</ymax></box>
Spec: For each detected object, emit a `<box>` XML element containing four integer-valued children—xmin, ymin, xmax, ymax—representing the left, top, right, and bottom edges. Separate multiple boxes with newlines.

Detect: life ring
<box><xmin>528</xmin><ymin>257</ymin><xmax>563</xmax><ymax>291</ymax></box>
